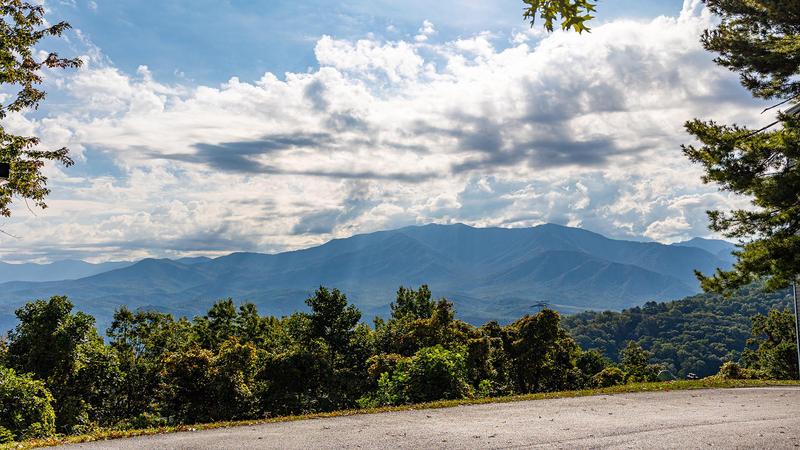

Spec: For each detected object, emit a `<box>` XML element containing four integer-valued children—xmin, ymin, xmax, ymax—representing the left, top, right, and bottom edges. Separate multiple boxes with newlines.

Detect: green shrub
<box><xmin>620</xmin><ymin>341</ymin><xmax>660</xmax><ymax>382</ymax></box>
<box><xmin>715</xmin><ymin>361</ymin><xmax>760</xmax><ymax>380</ymax></box>
<box><xmin>365</xmin><ymin>369</ymin><xmax>411</xmax><ymax>407</ymax></box>
<box><xmin>593</xmin><ymin>367</ymin><xmax>625</xmax><ymax>387</ymax></box>
<box><xmin>0</xmin><ymin>366</ymin><xmax>56</xmax><ymax>441</ymax></box>
<box><xmin>405</xmin><ymin>345</ymin><xmax>472</xmax><ymax>403</ymax></box>
<box><xmin>363</xmin><ymin>346</ymin><xmax>472</xmax><ymax>406</ymax></box>
<box><xmin>118</xmin><ymin>412</ymin><xmax>168</xmax><ymax>430</ymax></box>
<box><xmin>476</xmin><ymin>379</ymin><xmax>493</xmax><ymax>398</ymax></box>
<box><xmin>0</xmin><ymin>426</ymin><xmax>14</xmax><ymax>444</ymax></box>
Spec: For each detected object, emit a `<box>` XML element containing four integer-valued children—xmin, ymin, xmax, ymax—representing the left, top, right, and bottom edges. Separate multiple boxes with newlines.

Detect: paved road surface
<box><xmin>61</xmin><ymin>387</ymin><xmax>800</xmax><ymax>449</ymax></box>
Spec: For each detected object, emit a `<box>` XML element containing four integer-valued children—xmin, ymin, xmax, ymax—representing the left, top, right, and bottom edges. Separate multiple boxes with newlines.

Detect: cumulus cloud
<box><xmin>0</xmin><ymin>2</ymin><xmax>770</xmax><ymax>262</ymax></box>
<box><xmin>415</xmin><ymin>20</ymin><xmax>435</xmax><ymax>42</ymax></box>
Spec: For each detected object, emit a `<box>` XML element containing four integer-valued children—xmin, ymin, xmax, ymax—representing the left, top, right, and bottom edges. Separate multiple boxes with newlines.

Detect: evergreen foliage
<box><xmin>683</xmin><ymin>0</ymin><xmax>800</xmax><ymax>293</ymax></box>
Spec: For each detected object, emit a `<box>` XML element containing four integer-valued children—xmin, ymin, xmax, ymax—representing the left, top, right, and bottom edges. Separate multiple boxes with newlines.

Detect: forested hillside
<box><xmin>562</xmin><ymin>286</ymin><xmax>793</xmax><ymax>378</ymax></box>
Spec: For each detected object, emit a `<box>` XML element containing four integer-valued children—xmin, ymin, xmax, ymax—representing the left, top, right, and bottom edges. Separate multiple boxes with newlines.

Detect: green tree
<box><xmin>575</xmin><ymin>349</ymin><xmax>610</xmax><ymax>385</ymax></box>
<box><xmin>235</xmin><ymin>302</ymin><xmax>275</xmax><ymax>348</ymax></box>
<box><xmin>390</xmin><ymin>285</ymin><xmax>435</xmax><ymax>320</ymax></box>
<box><xmin>506</xmin><ymin>309</ymin><xmax>581</xmax><ymax>393</ymax></box>
<box><xmin>683</xmin><ymin>1</ymin><xmax>800</xmax><ymax>292</ymax></box>
<box><xmin>258</xmin><ymin>338</ymin><xmax>333</xmax><ymax>415</ymax></box>
<box><xmin>700</xmin><ymin>0</ymin><xmax>800</xmax><ymax>99</ymax></box>
<box><xmin>304</xmin><ymin>287</ymin><xmax>373</xmax><ymax>408</ymax></box>
<box><xmin>523</xmin><ymin>0</ymin><xmax>596</xmax><ymax>33</ymax></box>
<box><xmin>6</xmin><ymin>296</ymin><xmax>97</xmax><ymax>382</ymax></box>
<box><xmin>107</xmin><ymin>307</ymin><xmax>195</xmax><ymax>421</ymax></box>
<box><xmin>620</xmin><ymin>341</ymin><xmax>659</xmax><ymax>382</ymax></box>
<box><xmin>474</xmin><ymin>321</ymin><xmax>513</xmax><ymax>395</ymax></box>
<box><xmin>159</xmin><ymin>347</ymin><xmax>215</xmax><ymax>423</ymax></box>
<box><xmin>742</xmin><ymin>308</ymin><xmax>799</xmax><ymax>379</ymax></box>
<box><xmin>210</xmin><ymin>338</ymin><xmax>264</xmax><ymax>420</ymax></box>
<box><xmin>306</xmin><ymin>287</ymin><xmax>361</xmax><ymax>356</ymax></box>
<box><xmin>405</xmin><ymin>345</ymin><xmax>472</xmax><ymax>403</ymax></box>
<box><xmin>5</xmin><ymin>296</ymin><xmax>115</xmax><ymax>432</ymax></box>
<box><xmin>0</xmin><ymin>1</ymin><xmax>82</xmax><ymax>217</ymax></box>
<box><xmin>193</xmin><ymin>298</ymin><xmax>238</xmax><ymax>350</ymax></box>
<box><xmin>0</xmin><ymin>365</ymin><xmax>55</xmax><ymax>440</ymax></box>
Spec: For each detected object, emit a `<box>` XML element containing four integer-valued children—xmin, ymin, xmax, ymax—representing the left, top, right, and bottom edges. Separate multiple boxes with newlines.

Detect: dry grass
<box><xmin>6</xmin><ymin>378</ymin><xmax>799</xmax><ymax>449</ymax></box>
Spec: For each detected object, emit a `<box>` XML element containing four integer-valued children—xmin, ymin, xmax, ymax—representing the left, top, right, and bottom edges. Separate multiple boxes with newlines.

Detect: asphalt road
<box><xmin>60</xmin><ymin>387</ymin><xmax>800</xmax><ymax>449</ymax></box>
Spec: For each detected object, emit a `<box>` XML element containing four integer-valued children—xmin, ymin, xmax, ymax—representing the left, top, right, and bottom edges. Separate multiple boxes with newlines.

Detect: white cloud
<box><xmin>0</xmin><ymin>3</ymin><xmax>770</xmax><ymax>262</ymax></box>
<box><xmin>415</xmin><ymin>20</ymin><xmax>436</xmax><ymax>42</ymax></box>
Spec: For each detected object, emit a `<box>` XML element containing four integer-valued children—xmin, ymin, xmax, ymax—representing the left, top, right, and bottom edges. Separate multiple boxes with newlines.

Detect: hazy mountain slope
<box><xmin>0</xmin><ymin>259</ymin><xmax>132</xmax><ymax>283</ymax></box>
<box><xmin>0</xmin><ymin>223</ymin><xmax>734</xmax><ymax>332</ymax></box>
<box><xmin>399</xmin><ymin>224</ymin><xmax>730</xmax><ymax>286</ymax></box>
<box><xmin>672</xmin><ymin>237</ymin><xmax>737</xmax><ymax>262</ymax></box>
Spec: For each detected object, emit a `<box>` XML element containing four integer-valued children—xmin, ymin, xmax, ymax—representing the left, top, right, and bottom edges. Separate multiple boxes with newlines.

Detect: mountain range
<box><xmin>0</xmin><ymin>223</ymin><xmax>736</xmax><ymax>332</ymax></box>
<box><xmin>0</xmin><ymin>259</ymin><xmax>133</xmax><ymax>284</ymax></box>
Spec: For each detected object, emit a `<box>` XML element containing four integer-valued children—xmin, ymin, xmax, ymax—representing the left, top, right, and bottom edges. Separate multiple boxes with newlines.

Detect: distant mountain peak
<box><xmin>672</xmin><ymin>237</ymin><xmax>737</xmax><ymax>262</ymax></box>
<box><xmin>0</xmin><ymin>223</ymin><xmax>738</xmax><ymax>333</ymax></box>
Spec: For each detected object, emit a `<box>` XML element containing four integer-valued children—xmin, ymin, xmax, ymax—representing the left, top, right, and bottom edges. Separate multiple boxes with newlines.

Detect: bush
<box><xmin>363</xmin><ymin>346</ymin><xmax>472</xmax><ymax>406</ymax></box>
<box><xmin>593</xmin><ymin>367</ymin><xmax>625</xmax><ymax>387</ymax></box>
<box><xmin>0</xmin><ymin>366</ymin><xmax>56</xmax><ymax>441</ymax></box>
<box><xmin>117</xmin><ymin>412</ymin><xmax>168</xmax><ymax>430</ymax></box>
<box><xmin>620</xmin><ymin>341</ymin><xmax>660</xmax><ymax>382</ymax></box>
<box><xmin>404</xmin><ymin>345</ymin><xmax>472</xmax><ymax>403</ymax></box>
<box><xmin>715</xmin><ymin>361</ymin><xmax>759</xmax><ymax>380</ymax></box>
<box><xmin>476</xmin><ymin>379</ymin><xmax>493</xmax><ymax>398</ymax></box>
<box><xmin>0</xmin><ymin>426</ymin><xmax>14</xmax><ymax>444</ymax></box>
<box><xmin>158</xmin><ymin>348</ymin><xmax>216</xmax><ymax>423</ymax></box>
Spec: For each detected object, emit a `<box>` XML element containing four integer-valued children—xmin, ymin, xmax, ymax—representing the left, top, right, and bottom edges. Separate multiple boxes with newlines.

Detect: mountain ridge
<box><xmin>0</xmin><ymin>259</ymin><xmax>133</xmax><ymax>284</ymax></box>
<box><xmin>0</xmin><ymin>223</ymin><xmax>734</xmax><ymax>332</ymax></box>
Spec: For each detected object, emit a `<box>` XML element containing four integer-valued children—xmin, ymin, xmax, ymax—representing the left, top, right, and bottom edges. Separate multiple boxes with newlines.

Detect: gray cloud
<box><xmin>156</xmin><ymin>134</ymin><xmax>436</xmax><ymax>182</ymax></box>
<box><xmin>304</xmin><ymin>79</ymin><xmax>329</xmax><ymax>112</ymax></box>
<box><xmin>291</xmin><ymin>181</ymin><xmax>382</xmax><ymax>235</ymax></box>
<box><xmin>291</xmin><ymin>209</ymin><xmax>341</xmax><ymax>235</ymax></box>
<box><xmin>177</xmin><ymin>134</ymin><xmax>331</xmax><ymax>173</ymax></box>
<box><xmin>414</xmin><ymin>114</ymin><xmax>637</xmax><ymax>174</ymax></box>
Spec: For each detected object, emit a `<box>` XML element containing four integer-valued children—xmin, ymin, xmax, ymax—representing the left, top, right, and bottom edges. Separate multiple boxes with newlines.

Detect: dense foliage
<box><xmin>0</xmin><ymin>286</ymin><xmax>660</xmax><ymax>440</ymax></box>
<box><xmin>700</xmin><ymin>0</ymin><xmax>800</xmax><ymax>100</ymax></box>
<box><xmin>563</xmin><ymin>285</ymin><xmax>793</xmax><ymax>378</ymax></box>
<box><xmin>0</xmin><ymin>365</ymin><xmax>55</xmax><ymax>442</ymax></box>
<box><xmin>742</xmin><ymin>308</ymin><xmax>799</xmax><ymax>379</ymax></box>
<box><xmin>0</xmin><ymin>284</ymin><xmax>797</xmax><ymax>442</ymax></box>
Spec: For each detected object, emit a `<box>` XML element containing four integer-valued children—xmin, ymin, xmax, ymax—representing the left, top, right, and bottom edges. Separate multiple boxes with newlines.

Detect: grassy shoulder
<box><xmin>7</xmin><ymin>378</ymin><xmax>799</xmax><ymax>449</ymax></box>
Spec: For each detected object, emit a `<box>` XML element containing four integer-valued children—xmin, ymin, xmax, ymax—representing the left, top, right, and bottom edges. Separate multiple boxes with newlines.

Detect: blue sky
<box><xmin>53</xmin><ymin>0</ymin><xmax>685</xmax><ymax>85</ymax></box>
<box><xmin>1</xmin><ymin>0</ymin><xmax>770</xmax><ymax>262</ymax></box>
